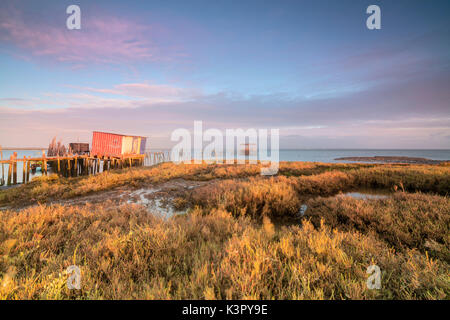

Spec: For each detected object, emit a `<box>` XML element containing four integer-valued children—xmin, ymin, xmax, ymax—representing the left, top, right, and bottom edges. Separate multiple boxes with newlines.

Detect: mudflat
<box><xmin>334</xmin><ymin>156</ymin><xmax>449</xmax><ymax>164</ymax></box>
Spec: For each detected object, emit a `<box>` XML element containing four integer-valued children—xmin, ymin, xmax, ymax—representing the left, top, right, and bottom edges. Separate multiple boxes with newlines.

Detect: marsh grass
<box><xmin>0</xmin><ymin>161</ymin><xmax>449</xmax><ymax>299</ymax></box>
<box><xmin>1</xmin><ymin>162</ymin><xmax>448</xmax><ymax>207</ymax></box>
<box><xmin>304</xmin><ymin>193</ymin><xmax>450</xmax><ymax>261</ymax></box>
<box><xmin>0</xmin><ymin>203</ymin><xmax>448</xmax><ymax>299</ymax></box>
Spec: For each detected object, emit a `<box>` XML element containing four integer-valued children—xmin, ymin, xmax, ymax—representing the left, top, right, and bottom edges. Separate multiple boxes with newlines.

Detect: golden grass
<box><xmin>0</xmin><ymin>203</ymin><xmax>448</xmax><ymax>299</ymax></box>
<box><xmin>0</xmin><ymin>161</ymin><xmax>449</xmax><ymax>300</ymax></box>
<box><xmin>1</xmin><ymin>161</ymin><xmax>448</xmax><ymax>207</ymax></box>
<box><xmin>191</xmin><ymin>176</ymin><xmax>301</xmax><ymax>218</ymax></box>
<box><xmin>305</xmin><ymin>193</ymin><xmax>450</xmax><ymax>261</ymax></box>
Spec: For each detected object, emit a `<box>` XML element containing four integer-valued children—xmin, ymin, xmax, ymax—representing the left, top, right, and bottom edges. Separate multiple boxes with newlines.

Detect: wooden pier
<box><xmin>0</xmin><ymin>151</ymin><xmax>146</xmax><ymax>186</ymax></box>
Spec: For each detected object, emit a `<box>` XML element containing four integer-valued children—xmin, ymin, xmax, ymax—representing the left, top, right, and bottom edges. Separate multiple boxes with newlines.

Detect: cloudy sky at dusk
<box><xmin>0</xmin><ymin>0</ymin><xmax>449</xmax><ymax>149</ymax></box>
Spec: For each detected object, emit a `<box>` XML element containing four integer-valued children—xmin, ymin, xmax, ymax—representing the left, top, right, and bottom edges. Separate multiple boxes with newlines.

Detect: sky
<box><xmin>0</xmin><ymin>0</ymin><xmax>449</xmax><ymax>149</ymax></box>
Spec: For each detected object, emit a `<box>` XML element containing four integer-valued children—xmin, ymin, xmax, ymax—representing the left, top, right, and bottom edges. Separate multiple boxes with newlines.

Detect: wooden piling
<box><xmin>12</xmin><ymin>152</ymin><xmax>17</xmax><ymax>184</ymax></box>
<box><xmin>42</xmin><ymin>150</ymin><xmax>47</xmax><ymax>175</ymax></box>
<box><xmin>67</xmin><ymin>158</ymin><xmax>71</xmax><ymax>177</ymax></box>
<box><xmin>26</xmin><ymin>157</ymin><xmax>30</xmax><ymax>183</ymax></box>
<box><xmin>22</xmin><ymin>156</ymin><xmax>26</xmax><ymax>183</ymax></box>
<box><xmin>0</xmin><ymin>152</ymin><xmax>148</xmax><ymax>185</ymax></box>
<box><xmin>7</xmin><ymin>155</ymin><xmax>12</xmax><ymax>186</ymax></box>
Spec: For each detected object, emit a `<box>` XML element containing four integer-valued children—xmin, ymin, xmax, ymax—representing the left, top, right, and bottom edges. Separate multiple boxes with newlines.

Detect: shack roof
<box><xmin>93</xmin><ymin>131</ymin><xmax>147</xmax><ymax>139</ymax></box>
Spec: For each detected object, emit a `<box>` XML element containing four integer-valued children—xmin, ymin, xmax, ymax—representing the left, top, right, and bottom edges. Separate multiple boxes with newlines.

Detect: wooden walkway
<box><xmin>0</xmin><ymin>147</ymin><xmax>172</xmax><ymax>186</ymax></box>
<box><xmin>0</xmin><ymin>151</ymin><xmax>146</xmax><ymax>186</ymax></box>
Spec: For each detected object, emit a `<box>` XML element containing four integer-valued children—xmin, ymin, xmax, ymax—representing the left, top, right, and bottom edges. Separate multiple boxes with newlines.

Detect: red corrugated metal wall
<box><xmin>91</xmin><ymin>131</ymin><xmax>123</xmax><ymax>157</ymax></box>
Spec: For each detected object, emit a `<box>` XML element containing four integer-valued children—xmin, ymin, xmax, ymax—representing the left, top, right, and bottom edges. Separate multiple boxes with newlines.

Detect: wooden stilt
<box><xmin>7</xmin><ymin>155</ymin><xmax>12</xmax><ymax>186</ymax></box>
<box><xmin>42</xmin><ymin>150</ymin><xmax>47</xmax><ymax>175</ymax></box>
<box><xmin>67</xmin><ymin>159</ymin><xmax>71</xmax><ymax>177</ymax></box>
<box><xmin>22</xmin><ymin>156</ymin><xmax>26</xmax><ymax>184</ymax></box>
<box><xmin>26</xmin><ymin>157</ymin><xmax>30</xmax><ymax>183</ymax></box>
<box><xmin>13</xmin><ymin>152</ymin><xmax>17</xmax><ymax>184</ymax></box>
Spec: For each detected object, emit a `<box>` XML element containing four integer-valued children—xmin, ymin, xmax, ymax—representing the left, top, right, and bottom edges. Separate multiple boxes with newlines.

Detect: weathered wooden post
<box><xmin>26</xmin><ymin>157</ymin><xmax>30</xmax><ymax>183</ymax></box>
<box><xmin>57</xmin><ymin>155</ymin><xmax>61</xmax><ymax>174</ymax></box>
<box><xmin>12</xmin><ymin>152</ymin><xmax>17</xmax><ymax>184</ymax></box>
<box><xmin>7</xmin><ymin>155</ymin><xmax>12</xmax><ymax>186</ymax></box>
<box><xmin>42</xmin><ymin>150</ymin><xmax>47</xmax><ymax>175</ymax></box>
<box><xmin>74</xmin><ymin>157</ymin><xmax>78</xmax><ymax>177</ymax></box>
<box><xmin>67</xmin><ymin>158</ymin><xmax>71</xmax><ymax>177</ymax></box>
<box><xmin>22</xmin><ymin>156</ymin><xmax>26</xmax><ymax>184</ymax></box>
<box><xmin>103</xmin><ymin>157</ymin><xmax>108</xmax><ymax>172</ymax></box>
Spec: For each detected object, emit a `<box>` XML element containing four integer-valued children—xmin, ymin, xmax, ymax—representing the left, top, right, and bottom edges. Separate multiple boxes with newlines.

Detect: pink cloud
<box><xmin>82</xmin><ymin>83</ymin><xmax>202</xmax><ymax>99</ymax></box>
<box><xmin>0</xmin><ymin>9</ymin><xmax>184</xmax><ymax>65</ymax></box>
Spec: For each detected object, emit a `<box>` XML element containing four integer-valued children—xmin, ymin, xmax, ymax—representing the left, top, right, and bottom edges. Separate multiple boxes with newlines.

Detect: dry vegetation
<box><xmin>0</xmin><ymin>161</ymin><xmax>449</xmax><ymax>299</ymax></box>
<box><xmin>1</xmin><ymin>161</ymin><xmax>448</xmax><ymax>207</ymax></box>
